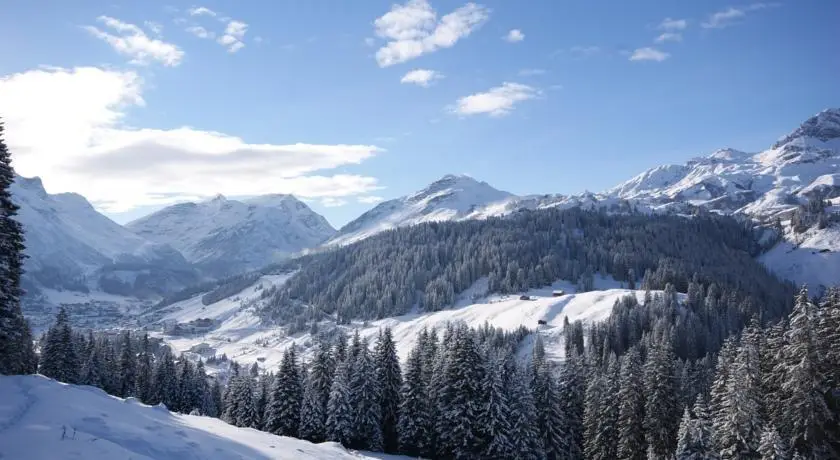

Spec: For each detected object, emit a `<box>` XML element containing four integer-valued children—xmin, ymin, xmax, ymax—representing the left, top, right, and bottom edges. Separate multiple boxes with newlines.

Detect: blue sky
<box><xmin>0</xmin><ymin>0</ymin><xmax>837</xmax><ymax>228</ymax></box>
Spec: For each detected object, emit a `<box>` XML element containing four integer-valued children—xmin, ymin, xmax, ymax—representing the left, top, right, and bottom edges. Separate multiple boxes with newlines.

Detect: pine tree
<box><xmin>39</xmin><ymin>307</ymin><xmax>78</xmax><ymax>383</ymax></box>
<box><xmin>758</xmin><ymin>424</ymin><xmax>789</xmax><ymax>460</ymax></box>
<box><xmin>176</xmin><ymin>359</ymin><xmax>197</xmax><ymax>413</ymax></box>
<box><xmin>436</xmin><ymin>327</ymin><xmax>485</xmax><ymax>459</ymax></box>
<box><xmin>194</xmin><ymin>361</ymin><xmax>214</xmax><ymax>416</ymax></box>
<box><xmin>326</xmin><ymin>357</ymin><xmax>354</xmax><ymax>446</ymax></box>
<box><xmin>135</xmin><ymin>334</ymin><xmax>153</xmax><ymax>404</ymax></box>
<box><xmin>265</xmin><ymin>348</ymin><xmax>303</xmax><ymax>437</ymax></box>
<box><xmin>307</xmin><ymin>339</ymin><xmax>334</xmax><ymax>438</ymax></box>
<box><xmin>398</xmin><ymin>345</ymin><xmax>432</xmax><ymax>457</ymax></box>
<box><xmin>235</xmin><ymin>375</ymin><xmax>259</xmax><ymax>428</ymax></box>
<box><xmin>349</xmin><ymin>343</ymin><xmax>383</xmax><ymax>452</ymax></box>
<box><xmin>675</xmin><ymin>396</ymin><xmax>718</xmax><ymax>460</ymax></box>
<box><xmin>374</xmin><ymin>328</ymin><xmax>402</xmax><ymax>454</ymax></box>
<box><xmin>0</xmin><ymin>119</ymin><xmax>33</xmax><ymax>377</ymax></box>
<box><xmin>209</xmin><ymin>377</ymin><xmax>224</xmax><ymax>418</ymax></box>
<box><xmin>718</xmin><ymin>340</ymin><xmax>763</xmax><ymax>459</ymax></box>
<box><xmin>118</xmin><ymin>331</ymin><xmax>136</xmax><ymax>398</ymax></box>
<box><xmin>644</xmin><ymin>339</ymin><xmax>679</xmax><ymax>459</ymax></box>
<box><xmin>617</xmin><ymin>347</ymin><xmax>646</xmax><ymax>460</ymax></box>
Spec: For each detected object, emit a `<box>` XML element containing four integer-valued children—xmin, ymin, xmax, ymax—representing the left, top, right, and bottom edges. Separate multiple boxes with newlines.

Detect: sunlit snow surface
<box><xmin>0</xmin><ymin>375</ymin><xmax>402</xmax><ymax>460</ymax></box>
<box><xmin>157</xmin><ymin>274</ymin><xmax>666</xmax><ymax>370</ymax></box>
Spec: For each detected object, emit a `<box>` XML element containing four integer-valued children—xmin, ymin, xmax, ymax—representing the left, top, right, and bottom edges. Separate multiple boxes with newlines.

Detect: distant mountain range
<box><xmin>12</xmin><ymin>108</ymin><xmax>840</xmax><ymax>302</ymax></box>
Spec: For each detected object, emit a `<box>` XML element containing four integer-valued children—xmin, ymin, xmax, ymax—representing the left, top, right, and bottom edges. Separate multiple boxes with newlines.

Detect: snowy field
<box><xmin>759</xmin><ymin>224</ymin><xmax>840</xmax><ymax>292</ymax></box>
<box><xmin>0</xmin><ymin>375</ymin><xmax>403</xmax><ymax>460</ymax></box>
<box><xmin>158</xmin><ymin>274</ymin><xmax>654</xmax><ymax>370</ymax></box>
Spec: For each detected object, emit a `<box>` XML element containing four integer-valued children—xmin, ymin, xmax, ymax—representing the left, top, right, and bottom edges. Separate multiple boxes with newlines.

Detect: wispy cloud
<box><xmin>217</xmin><ymin>20</ymin><xmax>247</xmax><ymax>52</ymax></box>
<box><xmin>702</xmin><ymin>3</ymin><xmax>775</xmax><ymax>29</ymax></box>
<box><xmin>188</xmin><ymin>6</ymin><xmax>217</xmax><ymax>17</ymax></box>
<box><xmin>186</xmin><ymin>25</ymin><xmax>214</xmax><ymax>39</ymax></box>
<box><xmin>654</xmin><ymin>32</ymin><xmax>682</xmax><ymax>43</ymax></box>
<box><xmin>452</xmin><ymin>82</ymin><xmax>539</xmax><ymax>117</ymax></box>
<box><xmin>518</xmin><ymin>68</ymin><xmax>546</xmax><ymax>77</ymax></box>
<box><xmin>358</xmin><ymin>196</ymin><xmax>384</xmax><ymax>204</ymax></box>
<box><xmin>504</xmin><ymin>29</ymin><xmax>524</xmax><ymax>43</ymax></box>
<box><xmin>84</xmin><ymin>16</ymin><xmax>184</xmax><ymax>66</ymax></box>
<box><xmin>400</xmin><ymin>69</ymin><xmax>444</xmax><ymax>87</ymax></box>
<box><xmin>555</xmin><ymin>45</ymin><xmax>602</xmax><ymax>58</ymax></box>
<box><xmin>321</xmin><ymin>197</ymin><xmax>348</xmax><ymax>207</ymax></box>
<box><xmin>144</xmin><ymin>21</ymin><xmax>163</xmax><ymax>37</ymax></box>
<box><xmin>372</xmin><ymin>0</ymin><xmax>489</xmax><ymax>67</ymax></box>
<box><xmin>0</xmin><ymin>66</ymin><xmax>383</xmax><ymax>213</ymax></box>
<box><xmin>659</xmin><ymin>18</ymin><xmax>688</xmax><ymax>31</ymax></box>
<box><xmin>629</xmin><ymin>47</ymin><xmax>670</xmax><ymax>62</ymax></box>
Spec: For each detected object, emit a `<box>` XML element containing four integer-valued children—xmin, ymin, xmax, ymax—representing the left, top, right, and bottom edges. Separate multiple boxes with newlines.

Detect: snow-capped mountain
<box><xmin>12</xmin><ymin>176</ymin><xmax>198</xmax><ymax>298</ymax></box>
<box><xmin>127</xmin><ymin>194</ymin><xmax>335</xmax><ymax>277</ymax></box>
<box><xmin>327</xmin><ymin>174</ymin><xmax>515</xmax><ymax>246</ymax></box>
<box><xmin>604</xmin><ymin>108</ymin><xmax>840</xmax><ymax>219</ymax></box>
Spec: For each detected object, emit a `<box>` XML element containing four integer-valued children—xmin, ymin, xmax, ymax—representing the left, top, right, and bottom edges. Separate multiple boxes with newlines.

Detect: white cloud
<box><xmin>452</xmin><ymin>82</ymin><xmax>539</xmax><ymax>117</ymax></box>
<box><xmin>562</xmin><ymin>45</ymin><xmax>601</xmax><ymax>57</ymax></box>
<box><xmin>188</xmin><ymin>6</ymin><xmax>216</xmax><ymax>17</ymax></box>
<box><xmin>373</xmin><ymin>0</ymin><xmax>489</xmax><ymax>67</ymax></box>
<box><xmin>144</xmin><ymin>21</ymin><xmax>163</xmax><ymax>36</ymax></box>
<box><xmin>0</xmin><ymin>66</ymin><xmax>383</xmax><ymax>213</ymax></box>
<box><xmin>659</xmin><ymin>18</ymin><xmax>687</xmax><ymax>30</ymax></box>
<box><xmin>186</xmin><ymin>25</ymin><xmax>214</xmax><ymax>39</ymax></box>
<box><xmin>321</xmin><ymin>197</ymin><xmax>349</xmax><ymax>207</ymax></box>
<box><xmin>629</xmin><ymin>47</ymin><xmax>670</xmax><ymax>62</ymax></box>
<box><xmin>654</xmin><ymin>32</ymin><xmax>682</xmax><ymax>43</ymax></box>
<box><xmin>504</xmin><ymin>29</ymin><xmax>524</xmax><ymax>43</ymax></box>
<box><xmin>400</xmin><ymin>69</ymin><xmax>443</xmax><ymax>87</ymax></box>
<box><xmin>358</xmin><ymin>196</ymin><xmax>384</xmax><ymax>204</ymax></box>
<box><xmin>217</xmin><ymin>20</ymin><xmax>247</xmax><ymax>52</ymax></box>
<box><xmin>518</xmin><ymin>68</ymin><xmax>545</xmax><ymax>76</ymax></box>
<box><xmin>364</xmin><ymin>37</ymin><xmax>376</xmax><ymax>47</ymax></box>
<box><xmin>84</xmin><ymin>16</ymin><xmax>184</xmax><ymax>66</ymax></box>
<box><xmin>702</xmin><ymin>3</ymin><xmax>774</xmax><ymax>29</ymax></box>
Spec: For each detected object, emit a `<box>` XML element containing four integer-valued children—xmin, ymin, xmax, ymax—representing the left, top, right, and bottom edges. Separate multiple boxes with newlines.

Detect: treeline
<box><xmin>38</xmin><ymin>307</ymin><xmax>223</xmax><ymax>417</ymax></box>
<box><xmin>258</xmin><ymin>207</ymin><xmax>793</xmax><ymax>332</ymax></box>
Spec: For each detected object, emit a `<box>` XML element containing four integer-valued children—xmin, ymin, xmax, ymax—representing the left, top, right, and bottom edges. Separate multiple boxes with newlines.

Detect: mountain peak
<box><xmin>773</xmin><ymin>107</ymin><xmax>840</xmax><ymax>148</ymax></box>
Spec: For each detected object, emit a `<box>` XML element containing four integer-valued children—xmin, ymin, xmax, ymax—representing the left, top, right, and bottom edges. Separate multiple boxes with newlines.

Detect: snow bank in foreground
<box><xmin>0</xmin><ymin>375</ymin><xmax>401</xmax><ymax>460</ymax></box>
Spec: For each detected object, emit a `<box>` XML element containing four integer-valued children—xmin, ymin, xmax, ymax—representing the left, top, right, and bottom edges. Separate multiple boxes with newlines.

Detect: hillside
<box><xmin>0</xmin><ymin>375</ymin><xmax>399</xmax><ymax>460</ymax></box>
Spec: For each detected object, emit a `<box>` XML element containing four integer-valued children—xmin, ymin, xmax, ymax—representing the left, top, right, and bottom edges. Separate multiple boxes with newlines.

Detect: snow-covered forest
<box><xmin>16</xmin><ymin>284</ymin><xmax>840</xmax><ymax>459</ymax></box>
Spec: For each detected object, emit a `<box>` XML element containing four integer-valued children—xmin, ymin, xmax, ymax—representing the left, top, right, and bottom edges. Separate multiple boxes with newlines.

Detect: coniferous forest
<box><xmin>26</xmin><ymin>285</ymin><xmax>840</xmax><ymax>459</ymax></box>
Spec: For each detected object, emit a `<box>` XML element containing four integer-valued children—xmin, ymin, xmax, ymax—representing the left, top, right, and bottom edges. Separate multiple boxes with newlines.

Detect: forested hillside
<box><xmin>259</xmin><ymin>207</ymin><xmax>794</xmax><ymax>330</ymax></box>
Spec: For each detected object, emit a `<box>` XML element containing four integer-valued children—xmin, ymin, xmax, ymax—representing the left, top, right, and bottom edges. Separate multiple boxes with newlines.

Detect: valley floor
<box><xmin>0</xmin><ymin>374</ymin><xmax>402</xmax><ymax>460</ymax></box>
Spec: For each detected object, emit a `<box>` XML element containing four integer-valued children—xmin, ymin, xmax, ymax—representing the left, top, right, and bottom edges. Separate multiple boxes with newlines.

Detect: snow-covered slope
<box><xmin>328</xmin><ymin>174</ymin><xmax>514</xmax><ymax>246</ymax></box>
<box><xmin>157</xmin><ymin>274</ymin><xmax>642</xmax><ymax>370</ymax></box>
<box><xmin>11</xmin><ymin>175</ymin><xmax>197</xmax><ymax>297</ymax></box>
<box><xmin>127</xmin><ymin>194</ymin><xmax>335</xmax><ymax>277</ymax></box>
<box><xmin>0</xmin><ymin>375</ymin><xmax>397</xmax><ymax>460</ymax></box>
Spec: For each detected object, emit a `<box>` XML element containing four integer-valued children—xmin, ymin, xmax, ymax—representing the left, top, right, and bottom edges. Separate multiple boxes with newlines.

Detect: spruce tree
<box><xmin>118</xmin><ymin>331</ymin><xmax>136</xmax><ymax>398</ymax></box>
<box><xmin>349</xmin><ymin>343</ymin><xmax>383</xmax><ymax>452</ymax></box>
<box><xmin>508</xmin><ymin>364</ymin><xmax>544</xmax><ymax>459</ymax></box>
<box><xmin>558</xmin><ymin>352</ymin><xmax>586</xmax><ymax>459</ymax></box>
<box><xmin>79</xmin><ymin>344</ymin><xmax>104</xmax><ymax>388</ymax></box>
<box><xmin>758</xmin><ymin>424</ymin><xmax>790</xmax><ymax>460</ymax></box>
<box><xmin>398</xmin><ymin>345</ymin><xmax>432</xmax><ymax>457</ymax></box>
<box><xmin>265</xmin><ymin>348</ymin><xmax>303</xmax><ymax>437</ymax></box>
<box><xmin>39</xmin><ymin>307</ymin><xmax>78</xmax><ymax>383</ymax></box>
<box><xmin>617</xmin><ymin>347</ymin><xmax>647</xmax><ymax>460</ymax></box>
<box><xmin>152</xmin><ymin>348</ymin><xmax>178</xmax><ymax>409</ymax></box>
<box><xmin>135</xmin><ymin>334</ymin><xmax>153</xmax><ymax>404</ymax></box>
<box><xmin>482</xmin><ymin>356</ymin><xmax>514</xmax><ymax>459</ymax></box>
<box><xmin>644</xmin><ymin>339</ymin><xmax>679</xmax><ymax>458</ymax></box>
<box><xmin>435</xmin><ymin>327</ymin><xmax>485</xmax><ymax>458</ymax></box>
<box><xmin>374</xmin><ymin>328</ymin><xmax>402</xmax><ymax>454</ymax></box>
<box><xmin>300</xmin><ymin>368</ymin><xmax>326</xmax><ymax>442</ymax></box>
<box><xmin>0</xmin><ymin>119</ymin><xmax>33</xmax><ymax>376</ymax></box>
<box><xmin>326</xmin><ymin>357</ymin><xmax>354</xmax><ymax>446</ymax></box>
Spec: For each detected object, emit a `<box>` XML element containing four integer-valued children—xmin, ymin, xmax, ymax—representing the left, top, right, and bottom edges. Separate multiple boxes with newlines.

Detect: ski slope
<box><xmin>159</xmin><ymin>275</ymin><xmax>651</xmax><ymax>370</ymax></box>
<box><xmin>0</xmin><ymin>375</ymin><xmax>401</xmax><ymax>460</ymax></box>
